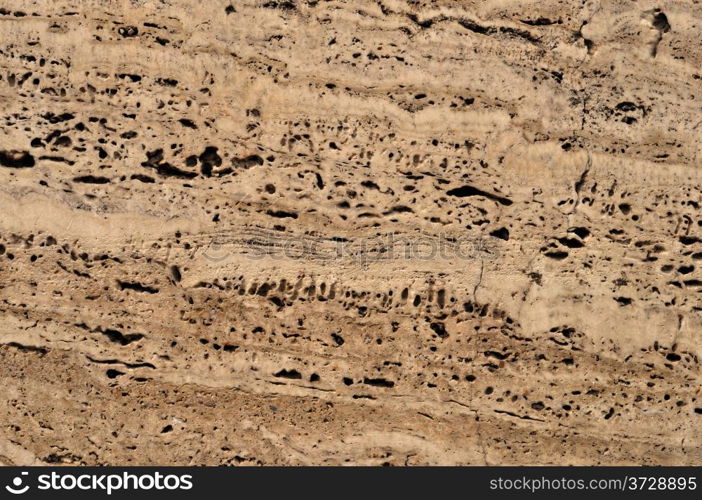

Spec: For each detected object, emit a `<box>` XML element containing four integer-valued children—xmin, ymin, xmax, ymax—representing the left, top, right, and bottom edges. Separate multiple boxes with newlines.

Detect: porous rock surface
<box><xmin>1</xmin><ymin>0</ymin><xmax>701</xmax><ymax>465</ymax></box>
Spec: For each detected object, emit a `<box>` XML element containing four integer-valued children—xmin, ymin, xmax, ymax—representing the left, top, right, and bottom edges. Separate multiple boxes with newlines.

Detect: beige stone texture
<box><xmin>0</xmin><ymin>0</ymin><xmax>701</xmax><ymax>465</ymax></box>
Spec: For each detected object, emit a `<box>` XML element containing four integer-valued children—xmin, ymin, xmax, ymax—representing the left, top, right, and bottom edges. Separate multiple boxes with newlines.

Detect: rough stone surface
<box><xmin>1</xmin><ymin>0</ymin><xmax>701</xmax><ymax>465</ymax></box>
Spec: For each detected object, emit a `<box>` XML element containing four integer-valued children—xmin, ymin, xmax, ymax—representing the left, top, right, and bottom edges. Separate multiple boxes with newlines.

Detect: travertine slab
<box><xmin>0</xmin><ymin>0</ymin><xmax>701</xmax><ymax>465</ymax></box>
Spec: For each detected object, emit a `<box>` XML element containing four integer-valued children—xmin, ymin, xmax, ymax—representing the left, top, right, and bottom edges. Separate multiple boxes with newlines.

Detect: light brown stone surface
<box><xmin>1</xmin><ymin>0</ymin><xmax>701</xmax><ymax>465</ymax></box>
